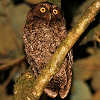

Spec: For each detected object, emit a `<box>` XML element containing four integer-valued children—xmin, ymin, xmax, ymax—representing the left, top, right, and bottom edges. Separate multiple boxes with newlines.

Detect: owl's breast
<box><xmin>24</xmin><ymin>23</ymin><xmax>67</xmax><ymax>68</ymax></box>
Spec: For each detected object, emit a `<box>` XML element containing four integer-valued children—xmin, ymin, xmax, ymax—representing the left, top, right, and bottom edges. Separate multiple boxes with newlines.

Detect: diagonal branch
<box><xmin>0</xmin><ymin>56</ymin><xmax>25</xmax><ymax>70</ymax></box>
<box><xmin>14</xmin><ymin>0</ymin><xmax>100</xmax><ymax>100</ymax></box>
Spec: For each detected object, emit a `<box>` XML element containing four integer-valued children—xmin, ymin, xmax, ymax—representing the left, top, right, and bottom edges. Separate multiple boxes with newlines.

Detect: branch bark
<box><xmin>14</xmin><ymin>0</ymin><xmax>100</xmax><ymax>100</ymax></box>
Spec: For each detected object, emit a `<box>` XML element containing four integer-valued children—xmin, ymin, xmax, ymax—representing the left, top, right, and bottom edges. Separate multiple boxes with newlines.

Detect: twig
<box><xmin>2</xmin><ymin>66</ymin><xmax>18</xmax><ymax>89</ymax></box>
<box><xmin>0</xmin><ymin>56</ymin><xmax>25</xmax><ymax>71</ymax></box>
<box><xmin>14</xmin><ymin>0</ymin><xmax>100</xmax><ymax>100</ymax></box>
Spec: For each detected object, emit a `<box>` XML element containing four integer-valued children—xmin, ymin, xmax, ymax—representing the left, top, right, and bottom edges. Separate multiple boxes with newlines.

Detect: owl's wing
<box><xmin>44</xmin><ymin>50</ymin><xmax>73</xmax><ymax>98</ymax></box>
<box><xmin>59</xmin><ymin>50</ymin><xmax>73</xmax><ymax>98</ymax></box>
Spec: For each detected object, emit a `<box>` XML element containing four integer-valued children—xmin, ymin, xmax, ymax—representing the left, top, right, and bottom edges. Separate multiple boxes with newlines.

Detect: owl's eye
<box><xmin>40</xmin><ymin>7</ymin><xmax>46</xmax><ymax>13</ymax></box>
<box><xmin>53</xmin><ymin>9</ymin><xmax>58</xmax><ymax>15</ymax></box>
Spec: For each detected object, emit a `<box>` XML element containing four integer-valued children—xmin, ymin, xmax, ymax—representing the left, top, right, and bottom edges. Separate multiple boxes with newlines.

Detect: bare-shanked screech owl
<box><xmin>23</xmin><ymin>2</ymin><xmax>73</xmax><ymax>99</ymax></box>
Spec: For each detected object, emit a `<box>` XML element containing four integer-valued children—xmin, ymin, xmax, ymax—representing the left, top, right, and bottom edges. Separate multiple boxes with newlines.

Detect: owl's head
<box><xmin>27</xmin><ymin>2</ymin><xmax>64</xmax><ymax>25</ymax></box>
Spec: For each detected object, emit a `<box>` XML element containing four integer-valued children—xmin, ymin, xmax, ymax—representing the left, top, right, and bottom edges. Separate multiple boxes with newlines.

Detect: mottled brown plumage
<box><xmin>23</xmin><ymin>2</ymin><xmax>73</xmax><ymax>99</ymax></box>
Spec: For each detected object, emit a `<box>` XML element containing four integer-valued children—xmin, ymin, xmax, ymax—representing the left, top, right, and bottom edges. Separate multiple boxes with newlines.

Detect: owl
<box><xmin>23</xmin><ymin>2</ymin><xmax>73</xmax><ymax>99</ymax></box>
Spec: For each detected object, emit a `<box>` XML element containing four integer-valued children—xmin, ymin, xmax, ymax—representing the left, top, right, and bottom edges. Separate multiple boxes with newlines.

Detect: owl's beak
<box><xmin>46</xmin><ymin>13</ymin><xmax>51</xmax><ymax>25</ymax></box>
<box><xmin>48</xmin><ymin>13</ymin><xmax>51</xmax><ymax>21</ymax></box>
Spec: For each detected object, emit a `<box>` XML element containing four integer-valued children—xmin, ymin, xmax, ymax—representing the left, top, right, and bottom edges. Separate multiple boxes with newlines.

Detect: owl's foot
<box><xmin>31</xmin><ymin>66</ymin><xmax>39</xmax><ymax>78</ymax></box>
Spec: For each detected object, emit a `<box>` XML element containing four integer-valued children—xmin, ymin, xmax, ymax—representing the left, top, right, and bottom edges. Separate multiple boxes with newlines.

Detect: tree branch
<box><xmin>14</xmin><ymin>0</ymin><xmax>100</xmax><ymax>100</ymax></box>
